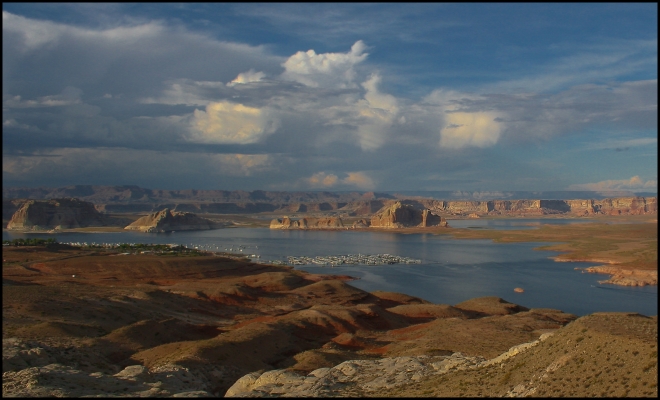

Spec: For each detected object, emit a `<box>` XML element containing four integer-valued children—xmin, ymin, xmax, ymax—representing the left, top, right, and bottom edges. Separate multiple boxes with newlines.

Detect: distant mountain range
<box><xmin>2</xmin><ymin>185</ymin><xmax>656</xmax><ymax>203</ymax></box>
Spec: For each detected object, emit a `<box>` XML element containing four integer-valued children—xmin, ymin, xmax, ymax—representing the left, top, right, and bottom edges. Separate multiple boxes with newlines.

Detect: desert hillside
<box><xmin>2</xmin><ymin>243</ymin><xmax>656</xmax><ymax>397</ymax></box>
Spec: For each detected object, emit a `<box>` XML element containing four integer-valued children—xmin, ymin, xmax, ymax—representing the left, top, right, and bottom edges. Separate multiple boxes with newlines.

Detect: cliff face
<box><xmin>124</xmin><ymin>209</ymin><xmax>219</xmax><ymax>233</ymax></box>
<box><xmin>270</xmin><ymin>217</ymin><xmax>345</xmax><ymax>229</ymax></box>
<box><xmin>6</xmin><ymin>198</ymin><xmax>107</xmax><ymax>230</ymax></box>
<box><xmin>370</xmin><ymin>202</ymin><xmax>448</xmax><ymax>228</ymax></box>
<box><xmin>417</xmin><ymin>197</ymin><xmax>657</xmax><ymax>216</ymax></box>
<box><xmin>593</xmin><ymin>197</ymin><xmax>657</xmax><ymax>215</ymax></box>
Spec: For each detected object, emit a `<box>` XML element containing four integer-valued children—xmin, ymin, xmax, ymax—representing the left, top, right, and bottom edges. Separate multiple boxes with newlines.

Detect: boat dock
<box><xmin>285</xmin><ymin>253</ymin><xmax>422</xmax><ymax>267</ymax></box>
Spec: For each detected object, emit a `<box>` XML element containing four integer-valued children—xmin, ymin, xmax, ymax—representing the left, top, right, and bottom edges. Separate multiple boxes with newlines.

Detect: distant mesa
<box><xmin>270</xmin><ymin>216</ymin><xmax>345</xmax><ymax>230</ymax></box>
<box><xmin>124</xmin><ymin>208</ymin><xmax>221</xmax><ymax>233</ymax></box>
<box><xmin>370</xmin><ymin>201</ymin><xmax>448</xmax><ymax>228</ymax></box>
<box><xmin>270</xmin><ymin>202</ymin><xmax>449</xmax><ymax>230</ymax></box>
<box><xmin>6</xmin><ymin>198</ymin><xmax>108</xmax><ymax>230</ymax></box>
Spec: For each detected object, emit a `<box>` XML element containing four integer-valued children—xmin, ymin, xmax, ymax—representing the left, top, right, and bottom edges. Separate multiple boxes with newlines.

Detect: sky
<box><xmin>2</xmin><ymin>3</ymin><xmax>657</xmax><ymax>193</ymax></box>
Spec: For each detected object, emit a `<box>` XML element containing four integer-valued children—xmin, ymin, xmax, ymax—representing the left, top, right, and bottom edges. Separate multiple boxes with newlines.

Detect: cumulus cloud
<box><xmin>343</xmin><ymin>172</ymin><xmax>375</xmax><ymax>189</ymax></box>
<box><xmin>307</xmin><ymin>172</ymin><xmax>340</xmax><ymax>187</ymax></box>
<box><xmin>304</xmin><ymin>171</ymin><xmax>375</xmax><ymax>189</ymax></box>
<box><xmin>3</xmin><ymin>9</ymin><xmax>656</xmax><ymax>192</ymax></box>
<box><xmin>425</xmin><ymin>90</ymin><xmax>503</xmax><ymax>149</ymax></box>
<box><xmin>227</xmin><ymin>69</ymin><xmax>266</xmax><ymax>86</ymax></box>
<box><xmin>567</xmin><ymin>176</ymin><xmax>657</xmax><ymax>191</ymax></box>
<box><xmin>281</xmin><ymin>40</ymin><xmax>368</xmax><ymax>88</ymax></box>
<box><xmin>440</xmin><ymin>111</ymin><xmax>502</xmax><ymax>149</ymax></box>
<box><xmin>353</xmin><ymin>74</ymin><xmax>399</xmax><ymax>150</ymax></box>
<box><xmin>190</xmin><ymin>101</ymin><xmax>279</xmax><ymax>144</ymax></box>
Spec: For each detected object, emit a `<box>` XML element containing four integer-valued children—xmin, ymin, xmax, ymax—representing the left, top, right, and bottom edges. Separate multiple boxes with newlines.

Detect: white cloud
<box><xmin>567</xmin><ymin>176</ymin><xmax>657</xmax><ymax>191</ymax></box>
<box><xmin>304</xmin><ymin>171</ymin><xmax>375</xmax><ymax>189</ymax></box>
<box><xmin>425</xmin><ymin>89</ymin><xmax>503</xmax><ymax>149</ymax></box>
<box><xmin>342</xmin><ymin>171</ymin><xmax>375</xmax><ymax>189</ymax></box>
<box><xmin>354</xmin><ymin>73</ymin><xmax>399</xmax><ymax>150</ymax></box>
<box><xmin>3</xmin><ymin>10</ymin><xmax>283</xmax><ymax>101</ymax></box>
<box><xmin>439</xmin><ymin>110</ymin><xmax>502</xmax><ymax>149</ymax></box>
<box><xmin>189</xmin><ymin>101</ymin><xmax>278</xmax><ymax>144</ymax></box>
<box><xmin>306</xmin><ymin>172</ymin><xmax>340</xmax><ymax>187</ymax></box>
<box><xmin>227</xmin><ymin>69</ymin><xmax>266</xmax><ymax>86</ymax></box>
<box><xmin>280</xmin><ymin>40</ymin><xmax>368</xmax><ymax>88</ymax></box>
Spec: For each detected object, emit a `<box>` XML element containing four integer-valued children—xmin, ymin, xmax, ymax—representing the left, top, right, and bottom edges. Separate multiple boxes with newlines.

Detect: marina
<box><xmin>285</xmin><ymin>254</ymin><xmax>422</xmax><ymax>267</ymax></box>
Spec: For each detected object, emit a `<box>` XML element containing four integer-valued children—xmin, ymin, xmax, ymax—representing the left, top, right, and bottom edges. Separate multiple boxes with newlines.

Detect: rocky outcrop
<box><xmin>124</xmin><ymin>209</ymin><xmax>220</xmax><ymax>232</ymax></box>
<box><xmin>342</xmin><ymin>200</ymin><xmax>389</xmax><ymax>216</ymax></box>
<box><xmin>225</xmin><ymin>334</ymin><xmax>555</xmax><ymax>397</ymax></box>
<box><xmin>351</xmin><ymin>219</ymin><xmax>371</xmax><ymax>228</ymax></box>
<box><xmin>6</xmin><ymin>198</ymin><xmax>107</xmax><ymax>230</ymax></box>
<box><xmin>370</xmin><ymin>202</ymin><xmax>447</xmax><ymax>228</ymax></box>
<box><xmin>582</xmin><ymin>266</ymin><xmax>658</xmax><ymax>286</ymax></box>
<box><xmin>3</xmin><ymin>198</ymin><xmax>28</xmax><ymax>221</ymax></box>
<box><xmin>2</xmin><ymin>338</ymin><xmax>223</xmax><ymax>397</ymax></box>
<box><xmin>593</xmin><ymin>196</ymin><xmax>657</xmax><ymax>215</ymax></box>
<box><xmin>270</xmin><ymin>217</ymin><xmax>345</xmax><ymax>229</ymax></box>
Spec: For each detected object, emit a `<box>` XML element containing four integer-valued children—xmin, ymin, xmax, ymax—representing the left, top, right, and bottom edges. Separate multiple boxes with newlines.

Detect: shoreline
<box><xmin>4</xmin><ymin>217</ymin><xmax>656</xmax><ymax>287</ymax></box>
<box><xmin>441</xmin><ymin>219</ymin><xmax>657</xmax><ymax>287</ymax></box>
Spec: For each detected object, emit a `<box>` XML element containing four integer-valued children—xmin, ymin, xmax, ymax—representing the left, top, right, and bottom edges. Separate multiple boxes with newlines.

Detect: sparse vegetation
<box><xmin>3</xmin><ymin>237</ymin><xmax>58</xmax><ymax>246</ymax></box>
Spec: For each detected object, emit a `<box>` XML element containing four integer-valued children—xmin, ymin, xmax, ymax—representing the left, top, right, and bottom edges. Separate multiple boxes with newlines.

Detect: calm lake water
<box><xmin>3</xmin><ymin>219</ymin><xmax>657</xmax><ymax>317</ymax></box>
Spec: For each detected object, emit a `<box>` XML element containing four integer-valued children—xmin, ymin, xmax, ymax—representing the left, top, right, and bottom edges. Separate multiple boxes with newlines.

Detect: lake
<box><xmin>3</xmin><ymin>219</ymin><xmax>657</xmax><ymax>317</ymax></box>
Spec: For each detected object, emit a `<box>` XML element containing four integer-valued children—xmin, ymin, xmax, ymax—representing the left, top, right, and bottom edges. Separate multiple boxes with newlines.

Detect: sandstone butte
<box><xmin>5</xmin><ymin>198</ymin><xmax>107</xmax><ymax>231</ymax></box>
<box><xmin>370</xmin><ymin>201</ymin><xmax>448</xmax><ymax>228</ymax></box>
<box><xmin>270</xmin><ymin>202</ymin><xmax>448</xmax><ymax>229</ymax></box>
<box><xmin>124</xmin><ymin>208</ymin><xmax>221</xmax><ymax>233</ymax></box>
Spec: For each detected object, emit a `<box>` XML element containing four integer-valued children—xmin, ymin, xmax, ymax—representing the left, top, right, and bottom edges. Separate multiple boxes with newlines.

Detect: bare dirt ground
<box><xmin>2</xmin><ymin>223</ymin><xmax>657</xmax><ymax>397</ymax></box>
<box><xmin>1</xmin><ymin>245</ymin><xmax>591</xmax><ymax>397</ymax></box>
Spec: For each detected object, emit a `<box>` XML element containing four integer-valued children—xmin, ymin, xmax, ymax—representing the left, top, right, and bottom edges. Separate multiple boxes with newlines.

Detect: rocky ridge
<box><xmin>225</xmin><ymin>333</ymin><xmax>555</xmax><ymax>397</ymax></box>
<box><xmin>124</xmin><ymin>209</ymin><xmax>221</xmax><ymax>233</ymax></box>
<box><xmin>3</xmin><ymin>186</ymin><xmax>655</xmax><ymax>218</ymax></box>
<box><xmin>225</xmin><ymin>311</ymin><xmax>659</xmax><ymax>397</ymax></box>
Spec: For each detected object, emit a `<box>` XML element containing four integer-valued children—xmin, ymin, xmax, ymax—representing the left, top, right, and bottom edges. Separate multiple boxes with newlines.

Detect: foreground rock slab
<box><xmin>225</xmin><ymin>334</ymin><xmax>555</xmax><ymax>397</ymax></box>
<box><xmin>2</xmin><ymin>338</ymin><xmax>219</xmax><ymax>397</ymax></box>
